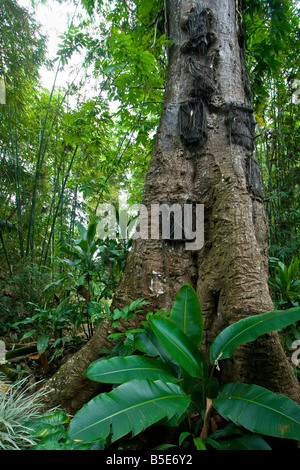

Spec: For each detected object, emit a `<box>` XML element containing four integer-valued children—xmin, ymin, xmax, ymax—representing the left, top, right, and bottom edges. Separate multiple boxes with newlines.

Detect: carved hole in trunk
<box><xmin>179</xmin><ymin>98</ymin><xmax>207</xmax><ymax>147</ymax></box>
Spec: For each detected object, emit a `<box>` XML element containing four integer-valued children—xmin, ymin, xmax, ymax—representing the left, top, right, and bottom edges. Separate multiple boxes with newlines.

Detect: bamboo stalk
<box><xmin>42</xmin><ymin>145</ymin><xmax>79</xmax><ymax>265</ymax></box>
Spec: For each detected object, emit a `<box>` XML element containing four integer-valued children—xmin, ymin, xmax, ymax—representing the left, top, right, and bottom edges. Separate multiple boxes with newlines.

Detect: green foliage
<box><xmin>0</xmin><ymin>376</ymin><xmax>57</xmax><ymax>450</ymax></box>
<box><xmin>149</xmin><ymin>317</ymin><xmax>207</xmax><ymax>379</ymax></box>
<box><xmin>0</xmin><ymin>0</ymin><xmax>47</xmax><ymax>94</ymax></box>
<box><xmin>1</xmin><ymin>0</ymin><xmax>298</xmax><ymax>330</ymax></box>
<box><xmin>210</xmin><ymin>305</ymin><xmax>300</xmax><ymax>362</ymax></box>
<box><xmin>198</xmin><ymin>425</ymin><xmax>272</xmax><ymax>450</ymax></box>
<box><xmin>102</xmin><ymin>298</ymin><xmax>150</xmax><ymax>356</ymax></box>
<box><xmin>27</xmin><ymin>411</ymin><xmax>105</xmax><ymax>450</ymax></box>
<box><xmin>0</xmin><ymin>0</ymin><xmax>299</xmax><ymax>449</ymax></box>
<box><xmin>169</xmin><ymin>283</ymin><xmax>203</xmax><ymax>347</ymax></box>
<box><xmin>238</xmin><ymin>1</ymin><xmax>299</xmax><ymax>263</ymax></box>
<box><xmin>248</xmin><ymin>2</ymin><xmax>300</xmax><ymax>261</ymax></box>
<box><xmin>269</xmin><ymin>257</ymin><xmax>300</xmax><ymax>356</ymax></box>
<box><xmin>213</xmin><ymin>382</ymin><xmax>300</xmax><ymax>440</ymax></box>
<box><xmin>2</xmin><ymin>215</ymin><xmax>134</xmax><ymax>365</ymax></box>
<box><xmin>68</xmin><ymin>379</ymin><xmax>190</xmax><ymax>444</ymax></box>
<box><xmin>241</xmin><ymin>0</ymin><xmax>296</xmax><ymax>106</ymax></box>
<box><xmin>0</xmin><ymin>262</ymin><xmax>51</xmax><ymax>332</ymax></box>
<box><xmin>269</xmin><ymin>257</ymin><xmax>300</xmax><ymax>308</ymax></box>
<box><xmin>28</xmin><ymin>284</ymin><xmax>300</xmax><ymax>450</ymax></box>
<box><xmin>60</xmin><ymin>216</ymin><xmax>130</xmax><ymax>302</ymax></box>
<box><xmin>10</xmin><ymin>296</ymin><xmax>79</xmax><ymax>356</ymax></box>
<box><xmin>85</xmin><ymin>355</ymin><xmax>178</xmax><ymax>384</ymax></box>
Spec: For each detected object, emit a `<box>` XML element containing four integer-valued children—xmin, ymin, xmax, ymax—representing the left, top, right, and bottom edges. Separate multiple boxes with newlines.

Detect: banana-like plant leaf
<box><xmin>149</xmin><ymin>317</ymin><xmax>207</xmax><ymax>378</ymax></box>
<box><xmin>87</xmin><ymin>216</ymin><xmax>98</xmax><ymax>244</ymax></box>
<box><xmin>135</xmin><ymin>325</ymin><xmax>182</xmax><ymax>377</ymax></box>
<box><xmin>67</xmin><ymin>379</ymin><xmax>190</xmax><ymax>443</ymax></box>
<box><xmin>85</xmin><ymin>355</ymin><xmax>178</xmax><ymax>384</ymax></box>
<box><xmin>213</xmin><ymin>382</ymin><xmax>300</xmax><ymax>440</ymax></box>
<box><xmin>170</xmin><ymin>284</ymin><xmax>203</xmax><ymax>347</ymax></box>
<box><xmin>210</xmin><ymin>306</ymin><xmax>300</xmax><ymax>363</ymax></box>
<box><xmin>212</xmin><ymin>434</ymin><xmax>272</xmax><ymax>450</ymax></box>
<box><xmin>208</xmin><ymin>422</ymin><xmax>272</xmax><ymax>449</ymax></box>
<box><xmin>76</xmin><ymin>221</ymin><xmax>87</xmax><ymax>240</ymax></box>
<box><xmin>135</xmin><ymin>325</ymin><xmax>168</xmax><ymax>357</ymax></box>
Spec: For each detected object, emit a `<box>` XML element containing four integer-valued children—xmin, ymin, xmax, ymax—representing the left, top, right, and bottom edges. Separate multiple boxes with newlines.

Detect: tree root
<box><xmin>41</xmin><ymin>317</ymin><xmax>114</xmax><ymax>415</ymax></box>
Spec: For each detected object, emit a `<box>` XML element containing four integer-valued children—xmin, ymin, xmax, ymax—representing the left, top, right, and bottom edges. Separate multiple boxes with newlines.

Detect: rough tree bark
<box><xmin>43</xmin><ymin>0</ymin><xmax>300</xmax><ymax>414</ymax></box>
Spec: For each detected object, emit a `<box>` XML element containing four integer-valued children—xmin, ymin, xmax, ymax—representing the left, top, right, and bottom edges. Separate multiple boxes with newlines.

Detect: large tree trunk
<box><xmin>43</xmin><ymin>0</ymin><xmax>300</xmax><ymax>414</ymax></box>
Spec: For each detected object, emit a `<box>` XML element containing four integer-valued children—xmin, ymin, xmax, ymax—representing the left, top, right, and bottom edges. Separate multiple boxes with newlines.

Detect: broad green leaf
<box><xmin>213</xmin><ymin>383</ymin><xmax>300</xmax><ymax>440</ymax></box>
<box><xmin>135</xmin><ymin>325</ymin><xmax>166</xmax><ymax>357</ymax></box>
<box><xmin>149</xmin><ymin>317</ymin><xmax>207</xmax><ymax>379</ymax></box>
<box><xmin>87</xmin><ymin>216</ymin><xmax>98</xmax><ymax>244</ymax></box>
<box><xmin>77</xmin><ymin>238</ymin><xmax>89</xmax><ymax>254</ymax></box>
<box><xmin>87</xmin><ymin>301</ymin><xmax>103</xmax><ymax>319</ymax></box>
<box><xmin>37</xmin><ymin>333</ymin><xmax>50</xmax><ymax>355</ymax></box>
<box><xmin>128</xmin><ymin>298</ymin><xmax>149</xmax><ymax>312</ymax></box>
<box><xmin>103</xmin><ymin>301</ymin><xmax>110</xmax><ymax>316</ymax></box>
<box><xmin>193</xmin><ymin>437</ymin><xmax>206</xmax><ymax>450</ymax></box>
<box><xmin>76</xmin><ymin>274</ymin><xmax>86</xmax><ymax>286</ymax></box>
<box><xmin>170</xmin><ymin>284</ymin><xmax>203</xmax><ymax>347</ymax></box>
<box><xmin>134</xmin><ymin>325</ymin><xmax>182</xmax><ymax>377</ymax></box>
<box><xmin>61</xmin><ymin>258</ymin><xmax>81</xmax><ymax>268</ymax></box>
<box><xmin>72</xmin><ymin>245</ymin><xmax>86</xmax><ymax>257</ymax></box>
<box><xmin>208</xmin><ymin>423</ymin><xmax>272</xmax><ymax>450</ymax></box>
<box><xmin>212</xmin><ymin>433</ymin><xmax>272</xmax><ymax>450</ymax></box>
<box><xmin>179</xmin><ymin>431</ymin><xmax>193</xmax><ymax>446</ymax></box>
<box><xmin>210</xmin><ymin>306</ymin><xmax>300</xmax><ymax>363</ymax></box>
<box><xmin>76</xmin><ymin>221</ymin><xmax>87</xmax><ymax>240</ymax></box>
<box><xmin>85</xmin><ymin>355</ymin><xmax>178</xmax><ymax>384</ymax></box>
<box><xmin>26</xmin><ymin>411</ymin><xmax>70</xmax><ymax>438</ymax></box>
<box><xmin>67</xmin><ymin>379</ymin><xmax>190</xmax><ymax>443</ymax></box>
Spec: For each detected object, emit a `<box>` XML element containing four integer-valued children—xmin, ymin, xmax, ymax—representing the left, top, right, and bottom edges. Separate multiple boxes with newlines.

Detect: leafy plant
<box><xmin>58</xmin><ymin>284</ymin><xmax>300</xmax><ymax>450</ymax></box>
<box><xmin>26</xmin><ymin>411</ymin><xmax>106</xmax><ymax>450</ymax></box>
<box><xmin>269</xmin><ymin>257</ymin><xmax>300</xmax><ymax>309</ymax></box>
<box><xmin>97</xmin><ymin>298</ymin><xmax>149</xmax><ymax>357</ymax></box>
<box><xmin>9</xmin><ymin>296</ymin><xmax>79</xmax><ymax>361</ymax></box>
<box><xmin>269</xmin><ymin>257</ymin><xmax>300</xmax><ymax>356</ymax></box>
<box><xmin>0</xmin><ymin>375</ymin><xmax>57</xmax><ymax>450</ymax></box>
<box><xmin>57</xmin><ymin>215</ymin><xmax>131</xmax><ymax>337</ymax></box>
<box><xmin>60</xmin><ymin>216</ymin><xmax>104</xmax><ymax>297</ymax></box>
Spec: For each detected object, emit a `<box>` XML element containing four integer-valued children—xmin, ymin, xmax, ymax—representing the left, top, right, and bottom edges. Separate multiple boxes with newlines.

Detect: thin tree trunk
<box><xmin>7</xmin><ymin>105</ymin><xmax>24</xmax><ymax>258</ymax></box>
<box><xmin>26</xmin><ymin>70</ymin><xmax>61</xmax><ymax>257</ymax></box>
<box><xmin>43</xmin><ymin>0</ymin><xmax>300</xmax><ymax>413</ymax></box>
<box><xmin>42</xmin><ymin>145</ymin><xmax>78</xmax><ymax>265</ymax></box>
<box><xmin>39</xmin><ymin>151</ymin><xmax>59</xmax><ymax>265</ymax></box>
<box><xmin>0</xmin><ymin>230</ymin><xmax>13</xmax><ymax>277</ymax></box>
<box><xmin>70</xmin><ymin>183</ymin><xmax>78</xmax><ymax>237</ymax></box>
